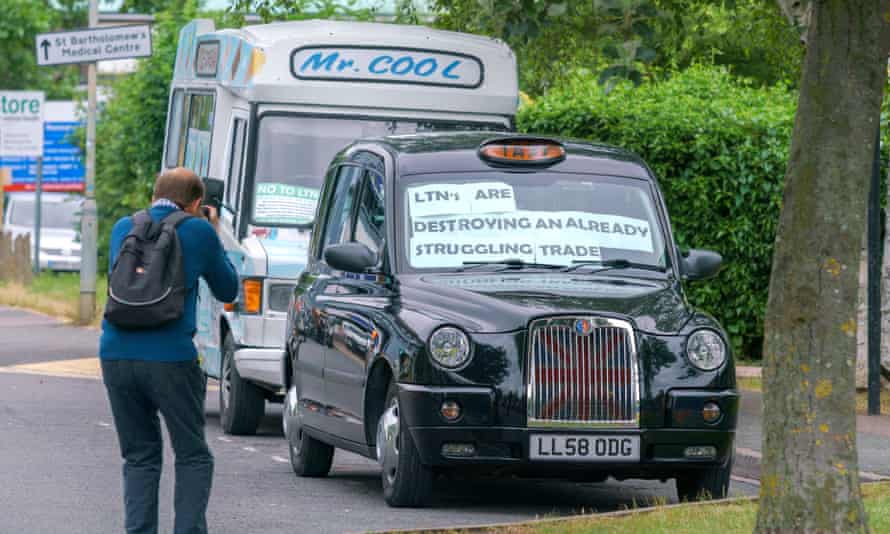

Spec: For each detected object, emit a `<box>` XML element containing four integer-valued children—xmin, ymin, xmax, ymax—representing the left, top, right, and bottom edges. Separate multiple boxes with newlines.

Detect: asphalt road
<box><xmin>0</xmin><ymin>306</ymin><xmax>762</xmax><ymax>534</ymax></box>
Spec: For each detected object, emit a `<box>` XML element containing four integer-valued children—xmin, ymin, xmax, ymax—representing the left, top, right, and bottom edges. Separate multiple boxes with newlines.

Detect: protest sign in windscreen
<box><xmin>402</xmin><ymin>175</ymin><xmax>666</xmax><ymax>270</ymax></box>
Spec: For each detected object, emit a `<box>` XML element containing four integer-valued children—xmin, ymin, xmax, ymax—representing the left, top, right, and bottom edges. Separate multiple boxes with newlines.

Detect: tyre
<box><xmin>284</xmin><ymin>363</ymin><xmax>334</xmax><ymax>477</ymax></box>
<box><xmin>377</xmin><ymin>381</ymin><xmax>434</xmax><ymax>507</ymax></box>
<box><xmin>676</xmin><ymin>450</ymin><xmax>733</xmax><ymax>501</ymax></box>
<box><xmin>219</xmin><ymin>331</ymin><xmax>265</xmax><ymax>435</ymax></box>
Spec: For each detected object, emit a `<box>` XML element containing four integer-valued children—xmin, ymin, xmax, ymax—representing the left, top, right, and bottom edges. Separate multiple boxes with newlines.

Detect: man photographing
<box><xmin>100</xmin><ymin>168</ymin><xmax>239</xmax><ymax>534</ymax></box>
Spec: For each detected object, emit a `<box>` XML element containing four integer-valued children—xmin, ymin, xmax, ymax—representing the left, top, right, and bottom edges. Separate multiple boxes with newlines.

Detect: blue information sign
<box><xmin>0</xmin><ymin>121</ymin><xmax>84</xmax><ymax>191</ymax></box>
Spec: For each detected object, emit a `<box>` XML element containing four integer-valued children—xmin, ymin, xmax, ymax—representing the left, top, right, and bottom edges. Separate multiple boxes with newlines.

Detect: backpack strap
<box><xmin>160</xmin><ymin>210</ymin><xmax>193</xmax><ymax>229</ymax></box>
<box><xmin>131</xmin><ymin>210</ymin><xmax>153</xmax><ymax>226</ymax></box>
<box><xmin>125</xmin><ymin>210</ymin><xmax>155</xmax><ymax>238</ymax></box>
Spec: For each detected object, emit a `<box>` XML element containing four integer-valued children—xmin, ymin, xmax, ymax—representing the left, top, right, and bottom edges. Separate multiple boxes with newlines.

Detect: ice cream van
<box><xmin>162</xmin><ymin>18</ymin><xmax>518</xmax><ymax>434</ymax></box>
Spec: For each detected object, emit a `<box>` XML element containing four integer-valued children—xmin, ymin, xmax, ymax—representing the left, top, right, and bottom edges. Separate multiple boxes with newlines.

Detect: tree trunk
<box><xmin>756</xmin><ymin>2</ymin><xmax>888</xmax><ymax>532</ymax></box>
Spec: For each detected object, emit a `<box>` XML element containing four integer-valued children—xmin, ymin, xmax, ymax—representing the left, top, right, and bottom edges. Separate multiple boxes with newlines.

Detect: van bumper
<box><xmin>234</xmin><ymin>347</ymin><xmax>285</xmax><ymax>389</ymax></box>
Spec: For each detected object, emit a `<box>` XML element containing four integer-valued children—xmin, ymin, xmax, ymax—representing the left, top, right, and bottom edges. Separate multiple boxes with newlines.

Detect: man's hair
<box><xmin>152</xmin><ymin>168</ymin><xmax>204</xmax><ymax>208</ymax></box>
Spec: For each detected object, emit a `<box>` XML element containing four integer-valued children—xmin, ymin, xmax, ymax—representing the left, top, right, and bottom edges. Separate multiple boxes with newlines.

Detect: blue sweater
<box><xmin>99</xmin><ymin>205</ymin><xmax>239</xmax><ymax>361</ymax></box>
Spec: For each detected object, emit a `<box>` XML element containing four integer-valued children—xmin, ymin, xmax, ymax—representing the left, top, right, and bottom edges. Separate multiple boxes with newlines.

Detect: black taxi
<box><xmin>282</xmin><ymin>133</ymin><xmax>737</xmax><ymax>507</ymax></box>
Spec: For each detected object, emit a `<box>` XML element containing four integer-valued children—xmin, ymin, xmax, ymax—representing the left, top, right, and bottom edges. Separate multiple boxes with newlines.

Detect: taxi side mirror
<box><xmin>202</xmin><ymin>177</ymin><xmax>225</xmax><ymax>209</ymax></box>
<box><xmin>324</xmin><ymin>242</ymin><xmax>378</xmax><ymax>273</ymax></box>
<box><xmin>680</xmin><ymin>249</ymin><xmax>722</xmax><ymax>281</ymax></box>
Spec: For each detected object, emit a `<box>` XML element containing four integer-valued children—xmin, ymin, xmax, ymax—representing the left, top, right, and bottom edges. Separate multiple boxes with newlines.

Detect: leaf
<box><xmin>547</xmin><ymin>3</ymin><xmax>568</xmax><ymax>17</ymax></box>
<box><xmin>602</xmin><ymin>43</ymin><xmax>621</xmax><ymax>59</ymax></box>
<box><xmin>636</xmin><ymin>47</ymin><xmax>657</xmax><ymax>63</ymax></box>
<box><xmin>598</xmin><ymin>65</ymin><xmax>628</xmax><ymax>86</ymax></box>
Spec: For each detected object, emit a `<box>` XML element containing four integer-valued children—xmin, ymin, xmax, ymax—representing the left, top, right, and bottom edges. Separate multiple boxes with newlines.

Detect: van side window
<box><xmin>165</xmin><ymin>90</ymin><xmax>185</xmax><ymax>168</ymax></box>
<box><xmin>353</xmin><ymin>170</ymin><xmax>385</xmax><ymax>255</ymax></box>
<box><xmin>320</xmin><ymin>166</ymin><xmax>362</xmax><ymax>258</ymax></box>
<box><xmin>226</xmin><ymin>118</ymin><xmax>246</xmax><ymax>210</ymax></box>
<box><xmin>182</xmin><ymin>93</ymin><xmax>215</xmax><ymax>176</ymax></box>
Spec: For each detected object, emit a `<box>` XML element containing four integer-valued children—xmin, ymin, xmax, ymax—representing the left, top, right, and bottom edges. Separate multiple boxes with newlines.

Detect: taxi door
<box><xmin>322</xmin><ymin>167</ymin><xmax>389</xmax><ymax>444</ymax></box>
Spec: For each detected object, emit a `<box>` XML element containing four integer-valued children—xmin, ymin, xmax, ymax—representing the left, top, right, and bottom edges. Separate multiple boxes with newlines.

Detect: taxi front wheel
<box><xmin>379</xmin><ymin>381</ymin><xmax>434</xmax><ymax>507</ymax></box>
<box><xmin>675</xmin><ymin>450</ymin><xmax>733</xmax><ymax>502</ymax></box>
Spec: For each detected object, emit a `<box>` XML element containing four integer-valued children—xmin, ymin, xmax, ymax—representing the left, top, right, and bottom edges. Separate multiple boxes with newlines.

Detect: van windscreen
<box><xmin>8</xmin><ymin>198</ymin><xmax>82</xmax><ymax>231</ymax></box>
<box><xmin>250</xmin><ymin>115</ymin><xmax>504</xmax><ymax>227</ymax></box>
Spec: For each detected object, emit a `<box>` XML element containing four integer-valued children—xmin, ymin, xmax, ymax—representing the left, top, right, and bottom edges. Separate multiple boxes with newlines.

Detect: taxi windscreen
<box><xmin>399</xmin><ymin>173</ymin><xmax>668</xmax><ymax>271</ymax></box>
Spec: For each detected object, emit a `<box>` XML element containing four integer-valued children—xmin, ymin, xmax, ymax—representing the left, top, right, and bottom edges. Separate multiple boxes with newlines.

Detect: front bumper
<box><xmin>399</xmin><ymin>384</ymin><xmax>737</xmax><ymax>478</ymax></box>
<box><xmin>234</xmin><ymin>347</ymin><xmax>285</xmax><ymax>389</ymax></box>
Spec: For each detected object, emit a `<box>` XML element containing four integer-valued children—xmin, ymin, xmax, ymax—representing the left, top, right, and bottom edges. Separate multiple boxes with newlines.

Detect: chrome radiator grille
<box><xmin>526</xmin><ymin>317</ymin><xmax>640</xmax><ymax>428</ymax></box>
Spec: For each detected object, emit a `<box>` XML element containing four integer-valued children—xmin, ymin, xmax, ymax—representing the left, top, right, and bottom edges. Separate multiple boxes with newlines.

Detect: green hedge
<box><xmin>518</xmin><ymin>66</ymin><xmax>797</xmax><ymax>358</ymax></box>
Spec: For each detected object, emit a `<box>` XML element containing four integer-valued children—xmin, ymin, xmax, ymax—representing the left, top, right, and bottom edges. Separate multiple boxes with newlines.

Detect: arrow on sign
<box><xmin>40</xmin><ymin>40</ymin><xmax>51</xmax><ymax>61</ymax></box>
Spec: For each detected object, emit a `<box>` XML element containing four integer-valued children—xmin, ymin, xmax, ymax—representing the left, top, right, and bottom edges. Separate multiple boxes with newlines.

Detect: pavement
<box><xmin>0</xmin><ymin>306</ymin><xmax>884</xmax><ymax>533</ymax></box>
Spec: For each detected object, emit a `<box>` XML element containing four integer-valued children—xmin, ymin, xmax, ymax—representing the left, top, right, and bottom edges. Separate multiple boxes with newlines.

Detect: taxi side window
<box><xmin>353</xmin><ymin>170</ymin><xmax>385</xmax><ymax>255</ymax></box>
<box><xmin>320</xmin><ymin>165</ymin><xmax>363</xmax><ymax>258</ymax></box>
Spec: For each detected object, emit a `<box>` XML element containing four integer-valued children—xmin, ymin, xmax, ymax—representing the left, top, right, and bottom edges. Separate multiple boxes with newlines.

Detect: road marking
<box><xmin>97</xmin><ymin>421</ymin><xmax>111</xmax><ymax>428</ymax></box>
<box><xmin>0</xmin><ymin>357</ymin><xmax>220</xmax><ymax>391</ymax></box>
<box><xmin>0</xmin><ymin>357</ymin><xmax>101</xmax><ymax>380</ymax></box>
<box><xmin>217</xmin><ymin>436</ymin><xmax>232</xmax><ymax>443</ymax></box>
<box><xmin>243</xmin><ymin>446</ymin><xmax>257</xmax><ymax>453</ymax></box>
<box><xmin>272</xmin><ymin>456</ymin><xmax>288</xmax><ymax>463</ymax></box>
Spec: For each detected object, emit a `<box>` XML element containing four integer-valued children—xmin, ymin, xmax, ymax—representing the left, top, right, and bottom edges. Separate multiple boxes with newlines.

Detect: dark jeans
<box><xmin>102</xmin><ymin>358</ymin><xmax>213</xmax><ymax>534</ymax></box>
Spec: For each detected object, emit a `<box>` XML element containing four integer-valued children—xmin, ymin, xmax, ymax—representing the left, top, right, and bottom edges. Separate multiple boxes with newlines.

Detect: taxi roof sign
<box><xmin>479</xmin><ymin>138</ymin><xmax>566</xmax><ymax>165</ymax></box>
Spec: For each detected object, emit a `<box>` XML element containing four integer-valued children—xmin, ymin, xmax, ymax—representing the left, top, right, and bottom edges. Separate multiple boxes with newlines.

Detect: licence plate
<box><xmin>529</xmin><ymin>435</ymin><xmax>640</xmax><ymax>462</ymax></box>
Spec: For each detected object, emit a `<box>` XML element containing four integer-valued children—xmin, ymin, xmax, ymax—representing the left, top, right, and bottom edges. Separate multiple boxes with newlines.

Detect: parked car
<box><xmin>2</xmin><ymin>192</ymin><xmax>82</xmax><ymax>271</ymax></box>
<box><xmin>283</xmin><ymin>133</ymin><xmax>738</xmax><ymax>507</ymax></box>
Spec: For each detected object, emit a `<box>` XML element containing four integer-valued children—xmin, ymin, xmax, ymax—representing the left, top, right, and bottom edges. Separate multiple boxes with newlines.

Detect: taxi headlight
<box><xmin>686</xmin><ymin>330</ymin><xmax>726</xmax><ymax>371</ymax></box>
<box><xmin>429</xmin><ymin>327</ymin><xmax>472</xmax><ymax>369</ymax></box>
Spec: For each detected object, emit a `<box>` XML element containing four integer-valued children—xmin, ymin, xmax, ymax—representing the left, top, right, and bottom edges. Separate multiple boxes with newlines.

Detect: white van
<box><xmin>162</xmin><ymin>18</ymin><xmax>518</xmax><ymax>434</ymax></box>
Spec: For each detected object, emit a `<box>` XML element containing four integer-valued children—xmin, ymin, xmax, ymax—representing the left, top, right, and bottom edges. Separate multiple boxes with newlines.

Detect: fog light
<box><xmin>702</xmin><ymin>402</ymin><xmax>722</xmax><ymax>424</ymax></box>
<box><xmin>684</xmin><ymin>446</ymin><xmax>717</xmax><ymax>459</ymax></box>
<box><xmin>440</xmin><ymin>400</ymin><xmax>461</xmax><ymax>421</ymax></box>
<box><xmin>441</xmin><ymin>442</ymin><xmax>476</xmax><ymax>457</ymax></box>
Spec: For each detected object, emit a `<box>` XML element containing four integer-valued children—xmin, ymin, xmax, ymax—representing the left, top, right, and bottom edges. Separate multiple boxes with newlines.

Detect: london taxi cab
<box><xmin>283</xmin><ymin>133</ymin><xmax>737</xmax><ymax>507</ymax></box>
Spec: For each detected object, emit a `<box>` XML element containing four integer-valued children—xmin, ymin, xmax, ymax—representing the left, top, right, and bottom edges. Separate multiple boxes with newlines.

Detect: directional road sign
<box><xmin>35</xmin><ymin>24</ymin><xmax>152</xmax><ymax>66</ymax></box>
<box><xmin>0</xmin><ymin>91</ymin><xmax>45</xmax><ymax>158</ymax></box>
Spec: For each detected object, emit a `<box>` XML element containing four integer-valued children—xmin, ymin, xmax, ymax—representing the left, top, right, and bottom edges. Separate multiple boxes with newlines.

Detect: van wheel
<box><xmin>377</xmin><ymin>381</ymin><xmax>434</xmax><ymax>507</ymax></box>
<box><xmin>676</xmin><ymin>450</ymin><xmax>733</xmax><ymax>501</ymax></box>
<box><xmin>219</xmin><ymin>331</ymin><xmax>265</xmax><ymax>435</ymax></box>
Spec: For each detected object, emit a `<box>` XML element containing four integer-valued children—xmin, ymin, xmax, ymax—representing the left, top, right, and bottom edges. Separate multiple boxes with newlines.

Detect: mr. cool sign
<box><xmin>291</xmin><ymin>47</ymin><xmax>484</xmax><ymax>88</ymax></box>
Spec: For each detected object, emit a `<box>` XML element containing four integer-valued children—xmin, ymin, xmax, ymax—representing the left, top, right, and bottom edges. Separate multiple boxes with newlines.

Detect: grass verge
<box><xmin>737</xmin><ymin>376</ymin><xmax>889</xmax><ymax>415</ymax></box>
<box><xmin>435</xmin><ymin>482</ymin><xmax>890</xmax><ymax>534</ymax></box>
<box><xmin>0</xmin><ymin>272</ymin><xmax>106</xmax><ymax>327</ymax></box>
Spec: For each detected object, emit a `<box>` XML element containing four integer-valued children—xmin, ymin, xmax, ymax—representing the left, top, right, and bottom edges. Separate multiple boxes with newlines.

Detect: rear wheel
<box><xmin>219</xmin><ymin>331</ymin><xmax>265</xmax><ymax>435</ymax></box>
<box><xmin>676</xmin><ymin>450</ymin><xmax>733</xmax><ymax>501</ymax></box>
<box><xmin>378</xmin><ymin>381</ymin><xmax>434</xmax><ymax>507</ymax></box>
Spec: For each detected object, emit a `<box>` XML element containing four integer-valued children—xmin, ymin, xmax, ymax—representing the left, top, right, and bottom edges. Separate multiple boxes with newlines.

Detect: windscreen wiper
<box><xmin>561</xmin><ymin>258</ymin><xmax>666</xmax><ymax>274</ymax></box>
<box><xmin>458</xmin><ymin>258</ymin><xmax>564</xmax><ymax>272</ymax></box>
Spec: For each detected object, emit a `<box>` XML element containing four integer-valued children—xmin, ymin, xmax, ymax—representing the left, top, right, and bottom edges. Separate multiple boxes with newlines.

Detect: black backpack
<box><xmin>104</xmin><ymin>210</ymin><xmax>192</xmax><ymax>329</ymax></box>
